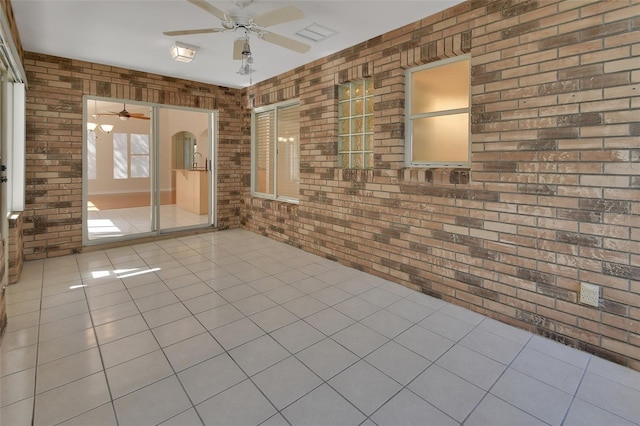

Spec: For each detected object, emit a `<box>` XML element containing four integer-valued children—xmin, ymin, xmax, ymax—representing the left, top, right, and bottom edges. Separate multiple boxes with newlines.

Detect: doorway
<box><xmin>83</xmin><ymin>98</ymin><xmax>216</xmax><ymax>245</ymax></box>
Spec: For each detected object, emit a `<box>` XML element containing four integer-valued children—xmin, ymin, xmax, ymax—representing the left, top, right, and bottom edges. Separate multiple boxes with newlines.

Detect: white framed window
<box><xmin>406</xmin><ymin>55</ymin><xmax>470</xmax><ymax>167</ymax></box>
<box><xmin>87</xmin><ymin>131</ymin><xmax>97</xmax><ymax>180</ymax></box>
<box><xmin>130</xmin><ymin>134</ymin><xmax>150</xmax><ymax>178</ymax></box>
<box><xmin>338</xmin><ymin>78</ymin><xmax>374</xmax><ymax>169</ymax></box>
<box><xmin>252</xmin><ymin>100</ymin><xmax>300</xmax><ymax>202</ymax></box>
<box><xmin>113</xmin><ymin>133</ymin><xmax>128</xmax><ymax>179</ymax></box>
<box><xmin>113</xmin><ymin>132</ymin><xmax>150</xmax><ymax>179</ymax></box>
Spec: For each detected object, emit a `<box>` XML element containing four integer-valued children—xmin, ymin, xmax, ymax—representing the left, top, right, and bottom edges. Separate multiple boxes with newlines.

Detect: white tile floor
<box><xmin>2</xmin><ymin>229</ymin><xmax>640</xmax><ymax>426</ymax></box>
<box><xmin>88</xmin><ymin>205</ymin><xmax>209</xmax><ymax>241</ymax></box>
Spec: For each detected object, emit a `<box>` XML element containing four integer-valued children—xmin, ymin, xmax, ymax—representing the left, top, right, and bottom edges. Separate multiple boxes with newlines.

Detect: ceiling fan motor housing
<box><xmin>233</xmin><ymin>0</ymin><xmax>253</xmax><ymax>9</ymax></box>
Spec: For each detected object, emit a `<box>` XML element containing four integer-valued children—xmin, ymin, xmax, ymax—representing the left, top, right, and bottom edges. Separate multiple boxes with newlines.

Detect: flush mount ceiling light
<box><xmin>170</xmin><ymin>41</ymin><xmax>198</xmax><ymax>62</ymax></box>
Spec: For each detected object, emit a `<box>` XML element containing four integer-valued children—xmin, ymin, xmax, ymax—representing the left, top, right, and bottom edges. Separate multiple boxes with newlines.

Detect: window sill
<box><xmin>250</xmin><ymin>193</ymin><xmax>300</xmax><ymax>205</ymax></box>
<box><xmin>400</xmin><ymin>167</ymin><xmax>470</xmax><ymax>185</ymax></box>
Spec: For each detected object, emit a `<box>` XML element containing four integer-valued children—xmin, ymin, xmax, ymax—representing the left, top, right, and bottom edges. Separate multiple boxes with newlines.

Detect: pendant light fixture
<box><xmin>87</xmin><ymin>100</ymin><xmax>114</xmax><ymax>134</ymax></box>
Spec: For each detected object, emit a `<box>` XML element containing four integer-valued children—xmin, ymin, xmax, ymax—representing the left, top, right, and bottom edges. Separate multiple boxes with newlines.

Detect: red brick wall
<box><xmin>242</xmin><ymin>0</ymin><xmax>640</xmax><ymax>369</ymax></box>
<box><xmin>23</xmin><ymin>52</ymin><xmax>247</xmax><ymax>259</ymax></box>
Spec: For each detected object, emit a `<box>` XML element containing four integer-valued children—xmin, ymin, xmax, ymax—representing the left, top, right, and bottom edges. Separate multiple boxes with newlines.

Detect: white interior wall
<box><xmin>88</xmin><ymin>101</ymin><xmax>211</xmax><ymax>196</ymax></box>
<box><xmin>88</xmin><ymin>110</ymin><xmax>153</xmax><ymax>195</ymax></box>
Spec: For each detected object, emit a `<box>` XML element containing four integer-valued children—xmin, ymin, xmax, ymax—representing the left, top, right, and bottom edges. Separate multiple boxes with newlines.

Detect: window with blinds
<box><xmin>252</xmin><ymin>100</ymin><xmax>300</xmax><ymax>202</ymax></box>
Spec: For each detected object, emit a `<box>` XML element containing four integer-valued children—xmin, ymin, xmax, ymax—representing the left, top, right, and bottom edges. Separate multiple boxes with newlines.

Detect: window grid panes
<box><xmin>406</xmin><ymin>56</ymin><xmax>470</xmax><ymax>167</ymax></box>
<box><xmin>113</xmin><ymin>133</ymin><xmax>128</xmax><ymax>179</ymax></box>
<box><xmin>130</xmin><ymin>134</ymin><xmax>150</xmax><ymax>178</ymax></box>
<box><xmin>112</xmin><ymin>132</ymin><xmax>150</xmax><ymax>179</ymax></box>
<box><xmin>338</xmin><ymin>78</ymin><xmax>374</xmax><ymax>169</ymax></box>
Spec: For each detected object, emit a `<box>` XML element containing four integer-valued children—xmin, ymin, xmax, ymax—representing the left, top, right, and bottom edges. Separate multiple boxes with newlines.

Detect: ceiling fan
<box><xmin>100</xmin><ymin>104</ymin><xmax>150</xmax><ymax>121</ymax></box>
<box><xmin>163</xmin><ymin>0</ymin><xmax>311</xmax><ymax>59</ymax></box>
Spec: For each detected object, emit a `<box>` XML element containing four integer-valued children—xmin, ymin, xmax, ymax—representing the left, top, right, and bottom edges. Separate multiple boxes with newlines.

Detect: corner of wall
<box><xmin>8</xmin><ymin>211</ymin><xmax>23</xmax><ymax>284</ymax></box>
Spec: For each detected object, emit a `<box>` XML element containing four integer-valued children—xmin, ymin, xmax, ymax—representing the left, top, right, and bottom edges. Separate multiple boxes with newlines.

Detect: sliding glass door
<box><xmin>83</xmin><ymin>97</ymin><xmax>216</xmax><ymax>245</ymax></box>
<box><xmin>158</xmin><ymin>106</ymin><xmax>213</xmax><ymax>232</ymax></box>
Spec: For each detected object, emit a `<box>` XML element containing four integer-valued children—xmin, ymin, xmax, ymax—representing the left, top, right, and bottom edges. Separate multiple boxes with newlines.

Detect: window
<box><xmin>130</xmin><ymin>134</ymin><xmax>150</xmax><ymax>178</ymax></box>
<box><xmin>113</xmin><ymin>132</ymin><xmax>150</xmax><ymax>179</ymax></box>
<box><xmin>406</xmin><ymin>56</ymin><xmax>470</xmax><ymax>167</ymax></box>
<box><xmin>113</xmin><ymin>133</ymin><xmax>128</xmax><ymax>179</ymax></box>
<box><xmin>87</xmin><ymin>132</ymin><xmax>97</xmax><ymax>180</ymax></box>
<box><xmin>252</xmin><ymin>100</ymin><xmax>300</xmax><ymax>202</ymax></box>
<box><xmin>338</xmin><ymin>79</ymin><xmax>374</xmax><ymax>169</ymax></box>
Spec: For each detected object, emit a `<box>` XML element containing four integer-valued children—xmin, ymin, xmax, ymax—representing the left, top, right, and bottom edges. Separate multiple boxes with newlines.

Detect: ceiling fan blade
<box><xmin>233</xmin><ymin>38</ymin><xmax>244</xmax><ymax>60</ymax></box>
<box><xmin>261</xmin><ymin>32</ymin><xmax>310</xmax><ymax>54</ymax></box>
<box><xmin>252</xmin><ymin>5</ymin><xmax>304</xmax><ymax>28</ymax></box>
<box><xmin>99</xmin><ymin>112</ymin><xmax>150</xmax><ymax>120</ymax></box>
<box><xmin>163</xmin><ymin>28</ymin><xmax>222</xmax><ymax>36</ymax></box>
<box><xmin>186</xmin><ymin>0</ymin><xmax>226</xmax><ymax>20</ymax></box>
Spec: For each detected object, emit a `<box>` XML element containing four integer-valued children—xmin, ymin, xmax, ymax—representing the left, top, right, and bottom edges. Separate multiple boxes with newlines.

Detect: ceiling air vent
<box><xmin>296</xmin><ymin>23</ymin><xmax>337</xmax><ymax>42</ymax></box>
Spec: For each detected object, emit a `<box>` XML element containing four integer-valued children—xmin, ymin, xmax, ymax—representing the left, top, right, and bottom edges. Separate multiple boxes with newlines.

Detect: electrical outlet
<box><xmin>580</xmin><ymin>282</ymin><xmax>600</xmax><ymax>307</ymax></box>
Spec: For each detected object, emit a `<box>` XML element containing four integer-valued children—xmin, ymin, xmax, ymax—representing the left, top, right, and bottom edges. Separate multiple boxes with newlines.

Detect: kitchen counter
<box><xmin>175</xmin><ymin>169</ymin><xmax>208</xmax><ymax>215</ymax></box>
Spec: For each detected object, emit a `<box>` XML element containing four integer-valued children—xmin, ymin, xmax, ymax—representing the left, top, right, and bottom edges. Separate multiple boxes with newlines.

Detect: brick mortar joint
<box><xmin>400</xmin><ymin>167</ymin><xmax>471</xmax><ymax>185</ymax></box>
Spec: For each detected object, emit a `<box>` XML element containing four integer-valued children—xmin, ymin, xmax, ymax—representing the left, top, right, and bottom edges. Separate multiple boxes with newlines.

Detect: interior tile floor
<box><xmin>88</xmin><ymin>205</ymin><xmax>209</xmax><ymax>241</ymax></box>
<box><xmin>2</xmin><ymin>229</ymin><xmax>639</xmax><ymax>426</ymax></box>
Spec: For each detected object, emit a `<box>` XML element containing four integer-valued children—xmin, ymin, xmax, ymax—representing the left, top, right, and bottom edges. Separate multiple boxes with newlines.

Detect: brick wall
<box><xmin>8</xmin><ymin>211</ymin><xmax>23</xmax><ymax>284</ymax></box>
<box><xmin>23</xmin><ymin>53</ymin><xmax>247</xmax><ymax>260</ymax></box>
<box><xmin>242</xmin><ymin>0</ymin><xmax>640</xmax><ymax>369</ymax></box>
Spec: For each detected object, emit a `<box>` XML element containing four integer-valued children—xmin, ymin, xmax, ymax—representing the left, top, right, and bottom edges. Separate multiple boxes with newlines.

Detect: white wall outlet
<box><xmin>580</xmin><ymin>282</ymin><xmax>600</xmax><ymax>307</ymax></box>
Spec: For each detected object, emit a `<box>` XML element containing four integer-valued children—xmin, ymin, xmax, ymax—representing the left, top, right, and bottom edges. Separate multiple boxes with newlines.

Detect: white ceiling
<box><xmin>12</xmin><ymin>0</ymin><xmax>463</xmax><ymax>89</ymax></box>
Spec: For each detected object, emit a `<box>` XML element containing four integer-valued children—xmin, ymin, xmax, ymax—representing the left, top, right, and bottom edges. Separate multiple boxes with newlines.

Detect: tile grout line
<box><xmin>134</xmin><ymin>239</ymin><xmax>209</xmax><ymax>426</ymax></box>
<box><xmin>14</xmin><ymin>230</ymin><xmax>640</xmax><ymax>426</ymax></box>
<box><xmin>76</xmin><ymin>252</ymin><xmax>122</xmax><ymax>426</ymax></box>
<box><xmin>29</xmin><ymin>260</ymin><xmax>46</xmax><ymax>426</ymax></box>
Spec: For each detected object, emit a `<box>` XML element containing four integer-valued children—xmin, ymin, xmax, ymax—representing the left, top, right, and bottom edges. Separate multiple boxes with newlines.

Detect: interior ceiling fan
<box><xmin>164</xmin><ymin>0</ymin><xmax>311</xmax><ymax>59</ymax></box>
<box><xmin>100</xmin><ymin>104</ymin><xmax>150</xmax><ymax>121</ymax></box>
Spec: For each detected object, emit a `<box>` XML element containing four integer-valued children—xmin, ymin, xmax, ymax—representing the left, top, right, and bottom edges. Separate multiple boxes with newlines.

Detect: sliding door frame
<box><xmin>82</xmin><ymin>96</ymin><xmax>218</xmax><ymax>247</ymax></box>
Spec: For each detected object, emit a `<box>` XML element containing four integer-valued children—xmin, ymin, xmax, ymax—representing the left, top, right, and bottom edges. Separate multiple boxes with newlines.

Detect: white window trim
<box><xmin>251</xmin><ymin>98</ymin><xmax>300</xmax><ymax>204</ymax></box>
<box><xmin>405</xmin><ymin>54</ymin><xmax>471</xmax><ymax>168</ymax></box>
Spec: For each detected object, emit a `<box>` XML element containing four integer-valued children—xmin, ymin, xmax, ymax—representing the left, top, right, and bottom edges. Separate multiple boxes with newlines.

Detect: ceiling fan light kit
<box><xmin>87</xmin><ymin>122</ymin><xmax>114</xmax><ymax>134</ymax></box>
<box><xmin>170</xmin><ymin>41</ymin><xmax>199</xmax><ymax>62</ymax></box>
<box><xmin>88</xmin><ymin>100</ymin><xmax>115</xmax><ymax>134</ymax></box>
<box><xmin>88</xmin><ymin>101</ymin><xmax>150</xmax><ymax>136</ymax></box>
<box><xmin>99</xmin><ymin>124</ymin><xmax>114</xmax><ymax>134</ymax></box>
<box><xmin>241</xmin><ymin>39</ymin><xmax>251</xmax><ymax>56</ymax></box>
